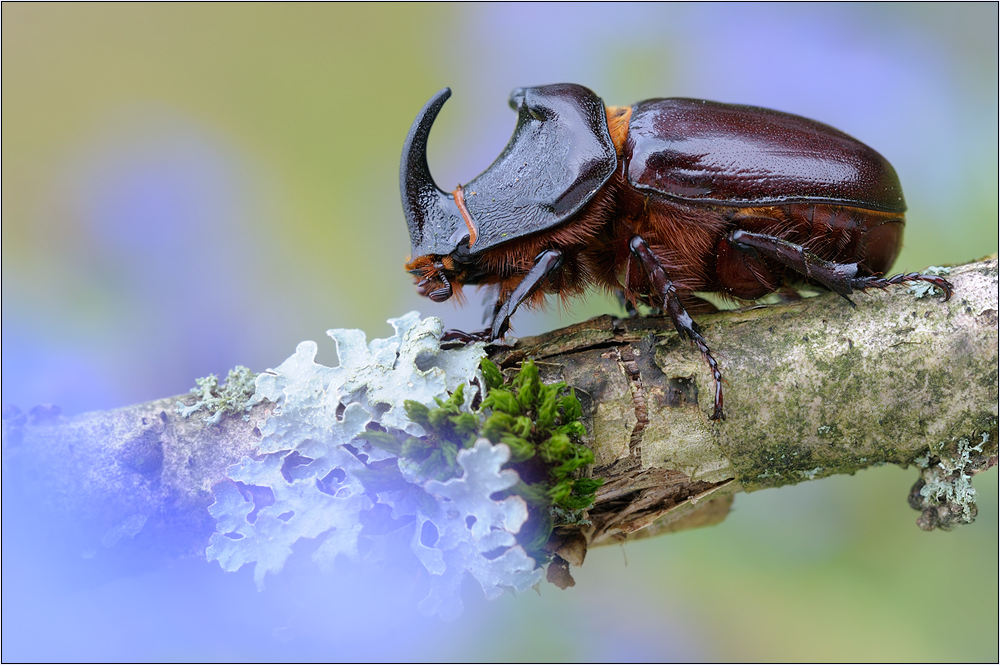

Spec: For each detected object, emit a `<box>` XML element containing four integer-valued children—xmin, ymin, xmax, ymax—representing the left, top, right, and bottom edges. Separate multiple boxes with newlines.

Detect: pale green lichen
<box><xmin>909</xmin><ymin>435</ymin><xmax>986</xmax><ymax>530</ymax></box>
<box><xmin>921</xmin><ymin>438</ymin><xmax>981</xmax><ymax>520</ymax></box>
<box><xmin>204</xmin><ymin>313</ymin><xmax>547</xmax><ymax>620</ymax></box>
<box><xmin>909</xmin><ymin>266</ymin><xmax>951</xmax><ymax>299</ymax></box>
<box><xmin>799</xmin><ymin>466</ymin><xmax>824</xmax><ymax>480</ymax></box>
<box><xmin>176</xmin><ymin>365</ymin><xmax>258</xmax><ymax>423</ymax></box>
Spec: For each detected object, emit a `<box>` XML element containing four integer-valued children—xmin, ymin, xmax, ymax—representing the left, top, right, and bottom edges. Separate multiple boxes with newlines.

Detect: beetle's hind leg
<box><xmin>628</xmin><ymin>236</ymin><xmax>725</xmax><ymax>421</ymax></box>
<box><xmin>728</xmin><ymin>230</ymin><xmax>954</xmax><ymax>301</ymax></box>
<box><xmin>850</xmin><ymin>270</ymin><xmax>954</xmax><ymax>301</ymax></box>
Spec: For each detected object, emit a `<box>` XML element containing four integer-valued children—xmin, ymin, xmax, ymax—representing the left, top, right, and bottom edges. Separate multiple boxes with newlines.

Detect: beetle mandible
<box><xmin>400</xmin><ymin>84</ymin><xmax>953</xmax><ymax>421</ymax></box>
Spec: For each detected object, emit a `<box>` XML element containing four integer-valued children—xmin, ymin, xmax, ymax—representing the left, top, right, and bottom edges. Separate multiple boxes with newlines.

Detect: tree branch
<box><xmin>4</xmin><ymin>258</ymin><xmax>997</xmax><ymax>578</ymax></box>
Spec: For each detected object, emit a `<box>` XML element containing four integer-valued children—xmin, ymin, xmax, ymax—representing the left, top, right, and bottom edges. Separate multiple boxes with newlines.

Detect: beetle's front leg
<box><xmin>628</xmin><ymin>236</ymin><xmax>725</xmax><ymax>421</ymax></box>
<box><xmin>440</xmin><ymin>299</ymin><xmax>504</xmax><ymax>348</ymax></box>
<box><xmin>440</xmin><ymin>328</ymin><xmax>493</xmax><ymax>348</ymax></box>
<box><xmin>729</xmin><ymin>230</ymin><xmax>954</xmax><ymax>301</ymax></box>
<box><xmin>489</xmin><ymin>249</ymin><xmax>564</xmax><ymax>339</ymax></box>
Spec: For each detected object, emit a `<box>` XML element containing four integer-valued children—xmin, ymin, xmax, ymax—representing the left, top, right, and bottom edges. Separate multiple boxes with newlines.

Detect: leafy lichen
<box><xmin>204</xmin><ymin>313</ymin><xmax>558</xmax><ymax>619</ymax></box>
<box><xmin>176</xmin><ymin>365</ymin><xmax>258</xmax><ymax>423</ymax></box>
<box><xmin>909</xmin><ymin>266</ymin><xmax>952</xmax><ymax>299</ymax></box>
<box><xmin>908</xmin><ymin>433</ymin><xmax>988</xmax><ymax>530</ymax></box>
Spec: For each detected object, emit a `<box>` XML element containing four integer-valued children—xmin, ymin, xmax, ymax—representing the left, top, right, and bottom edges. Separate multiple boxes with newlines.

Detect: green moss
<box><xmin>357</xmin><ymin>358</ymin><xmax>602</xmax><ymax>559</ymax></box>
<box><xmin>971</xmin><ymin>412</ymin><xmax>999</xmax><ymax>436</ymax></box>
<box><xmin>811</xmin><ymin>345</ymin><xmax>862</xmax><ymax>379</ymax></box>
<box><xmin>815</xmin><ymin>424</ymin><xmax>839</xmax><ymax>438</ymax></box>
<box><xmin>739</xmin><ymin>440</ymin><xmax>817</xmax><ymax>487</ymax></box>
<box><xmin>738</xmin><ymin>431</ymin><xmax>926</xmax><ymax>489</ymax></box>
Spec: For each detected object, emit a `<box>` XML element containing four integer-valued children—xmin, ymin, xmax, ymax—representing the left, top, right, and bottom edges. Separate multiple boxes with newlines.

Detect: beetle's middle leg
<box><xmin>628</xmin><ymin>236</ymin><xmax>725</xmax><ymax>421</ymax></box>
<box><xmin>728</xmin><ymin>230</ymin><xmax>953</xmax><ymax>301</ymax></box>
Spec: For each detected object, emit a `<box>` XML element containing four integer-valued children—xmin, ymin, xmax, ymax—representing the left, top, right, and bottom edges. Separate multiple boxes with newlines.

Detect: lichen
<box><xmin>907</xmin><ymin>435</ymin><xmax>987</xmax><ymax>531</ymax></box>
<box><xmin>176</xmin><ymin>365</ymin><xmax>258</xmax><ymax>423</ymax></box>
<box><xmin>799</xmin><ymin>466</ymin><xmax>824</xmax><ymax>480</ymax></box>
<box><xmin>203</xmin><ymin>313</ymin><xmax>552</xmax><ymax>620</ymax></box>
<box><xmin>908</xmin><ymin>266</ymin><xmax>951</xmax><ymax>299</ymax></box>
<box><xmin>414</xmin><ymin>440</ymin><xmax>541</xmax><ymax>619</ymax></box>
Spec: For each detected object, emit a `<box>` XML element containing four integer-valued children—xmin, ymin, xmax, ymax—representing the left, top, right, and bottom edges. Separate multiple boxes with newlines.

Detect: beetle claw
<box><xmin>440</xmin><ymin>328</ymin><xmax>494</xmax><ymax>349</ymax></box>
<box><xmin>849</xmin><ymin>272</ymin><xmax>955</xmax><ymax>303</ymax></box>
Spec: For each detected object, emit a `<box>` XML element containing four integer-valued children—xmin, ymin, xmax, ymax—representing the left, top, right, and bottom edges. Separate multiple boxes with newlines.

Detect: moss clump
<box><xmin>358</xmin><ymin>358</ymin><xmax>601</xmax><ymax>559</ymax></box>
<box><xmin>358</xmin><ymin>385</ymin><xmax>476</xmax><ymax>481</ymax></box>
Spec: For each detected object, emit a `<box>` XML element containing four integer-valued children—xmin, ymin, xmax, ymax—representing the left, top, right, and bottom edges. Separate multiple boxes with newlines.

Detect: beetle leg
<box><xmin>488</xmin><ymin>249</ymin><xmax>564</xmax><ymax>339</ymax></box>
<box><xmin>440</xmin><ymin>276</ymin><xmax>552</xmax><ymax>348</ymax></box>
<box><xmin>850</xmin><ymin>271</ymin><xmax>954</xmax><ymax>301</ymax></box>
<box><xmin>729</xmin><ymin>230</ymin><xmax>953</xmax><ymax>301</ymax></box>
<box><xmin>436</xmin><ymin>297</ymin><xmax>503</xmax><ymax>348</ymax></box>
<box><xmin>440</xmin><ymin>328</ymin><xmax>493</xmax><ymax>348</ymax></box>
<box><xmin>480</xmin><ymin>296</ymin><xmax>495</xmax><ymax>325</ymax></box>
<box><xmin>628</xmin><ymin>236</ymin><xmax>725</xmax><ymax>421</ymax></box>
<box><xmin>772</xmin><ymin>286</ymin><xmax>804</xmax><ymax>304</ymax></box>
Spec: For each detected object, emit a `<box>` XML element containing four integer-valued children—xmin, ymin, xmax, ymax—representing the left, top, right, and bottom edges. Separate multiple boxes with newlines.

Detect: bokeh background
<box><xmin>3</xmin><ymin>3</ymin><xmax>997</xmax><ymax>661</ymax></box>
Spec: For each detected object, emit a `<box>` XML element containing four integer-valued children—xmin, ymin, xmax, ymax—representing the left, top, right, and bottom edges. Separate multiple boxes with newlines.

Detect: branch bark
<box><xmin>3</xmin><ymin>258</ymin><xmax>997</xmax><ymax>568</ymax></box>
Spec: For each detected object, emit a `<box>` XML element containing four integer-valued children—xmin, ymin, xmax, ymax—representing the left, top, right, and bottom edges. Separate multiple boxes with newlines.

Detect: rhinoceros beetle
<box><xmin>401</xmin><ymin>84</ymin><xmax>953</xmax><ymax>421</ymax></box>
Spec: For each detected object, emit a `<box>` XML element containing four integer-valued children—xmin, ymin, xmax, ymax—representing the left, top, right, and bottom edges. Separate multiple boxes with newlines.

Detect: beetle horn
<box><xmin>400</xmin><ymin>88</ymin><xmax>466</xmax><ymax>258</ymax></box>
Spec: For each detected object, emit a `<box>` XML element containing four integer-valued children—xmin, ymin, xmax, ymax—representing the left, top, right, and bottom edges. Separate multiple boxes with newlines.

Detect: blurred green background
<box><xmin>2</xmin><ymin>4</ymin><xmax>996</xmax><ymax>661</ymax></box>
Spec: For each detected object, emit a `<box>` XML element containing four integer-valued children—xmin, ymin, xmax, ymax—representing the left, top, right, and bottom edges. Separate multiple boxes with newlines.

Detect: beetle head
<box><xmin>404</xmin><ymin>254</ymin><xmax>462</xmax><ymax>303</ymax></box>
<box><xmin>400</xmin><ymin>84</ymin><xmax>616</xmax><ymax>269</ymax></box>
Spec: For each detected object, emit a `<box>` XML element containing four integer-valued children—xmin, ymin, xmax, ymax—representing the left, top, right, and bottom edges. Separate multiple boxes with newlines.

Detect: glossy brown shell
<box><xmin>463</xmin><ymin>84</ymin><xmax>618</xmax><ymax>253</ymax></box>
<box><xmin>626</xmin><ymin>98</ymin><xmax>906</xmax><ymax>213</ymax></box>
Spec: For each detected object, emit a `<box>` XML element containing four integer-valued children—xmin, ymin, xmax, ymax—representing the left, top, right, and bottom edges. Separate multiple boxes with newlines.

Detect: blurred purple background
<box><xmin>3</xmin><ymin>4</ymin><xmax>997</xmax><ymax>661</ymax></box>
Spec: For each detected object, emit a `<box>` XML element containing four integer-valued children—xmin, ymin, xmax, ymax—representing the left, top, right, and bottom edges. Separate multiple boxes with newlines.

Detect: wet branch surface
<box><xmin>3</xmin><ymin>258</ymin><xmax>997</xmax><ymax>572</ymax></box>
